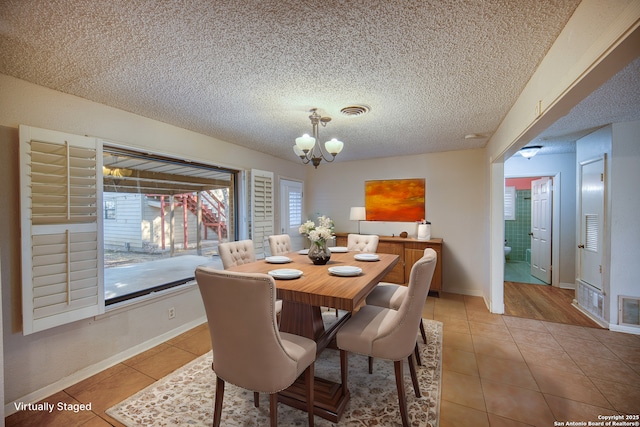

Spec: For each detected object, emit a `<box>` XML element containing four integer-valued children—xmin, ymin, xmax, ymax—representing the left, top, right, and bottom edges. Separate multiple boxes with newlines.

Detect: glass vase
<box><xmin>308</xmin><ymin>239</ymin><xmax>331</xmax><ymax>265</ymax></box>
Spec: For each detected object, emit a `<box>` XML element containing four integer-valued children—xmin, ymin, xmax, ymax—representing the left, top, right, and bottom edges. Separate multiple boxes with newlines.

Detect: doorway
<box><xmin>504</xmin><ymin>176</ymin><xmax>553</xmax><ymax>285</ymax></box>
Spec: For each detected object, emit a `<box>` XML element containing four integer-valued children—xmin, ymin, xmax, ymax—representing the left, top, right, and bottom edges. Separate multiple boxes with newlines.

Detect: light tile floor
<box><xmin>429</xmin><ymin>294</ymin><xmax>640</xmax><ymax>427</ymax></box>
<box><xmin>6</xmin><ymin>293</ymin><xmax>640</xmax><ymax>426</ymax></box>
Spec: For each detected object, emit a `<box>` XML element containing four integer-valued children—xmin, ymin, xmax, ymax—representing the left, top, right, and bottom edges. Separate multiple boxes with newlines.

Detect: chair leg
<box><xmin>269</xmin><ymin>393</ymin><xmax>278</xmax><ymax>427</ymax></box>
<box><xmin>414</xmin><ymin>341</ymin><xmax>422</xmax><ymax>366</ymax></box>
<box><xmin>305</xmin><ymin>363</ymin><xmax>315</xmax><ymax>427</ymax></box>
<box><xmin>213</xmin><ymin>376</ymin><xmax>225</xmax><ymax>427</ymax></box>
<box><xmin>394</xmin><ymin>360</ymin><xmax>410</xmax><ymax>427</ymax></box>
<box><xmin>368</xmin><ymin>356</ymin><xmax>373</xmax><ymax>374</ymax></box>
<box><xmin>408</xmin><ymin>354</ymin><xmax>421</xmax><ymax>398</ymax></box>
<box><xmin>420</xmin><ymin>319</ymin><xmax>427</xmax><ymax>344</ymax></box>
<box><xmin>254</xmin><ymin>391</ymin><xmax>260</xmax><ymax>407</ymax></box>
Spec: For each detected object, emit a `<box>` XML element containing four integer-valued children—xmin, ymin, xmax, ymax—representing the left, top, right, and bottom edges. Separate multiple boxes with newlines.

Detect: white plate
<box><xmin>329</xmin><ymin>246</ymin><xmax>348</xmax><ymax>253</ymax></box>
<box><xmin>354</xmin><ymin>253</ymin><xmax>379</xmax><ymax>261</ymax></box>
<box><xmin>298</xmin><ymin>249</ymin><xmax>309</xmax><ymax>255</ymax></box>
<box><xmin>268</xmin><ymin>269</ymin><xmax>303</xmax><ymax>280</ymax></box>
<box><xmin>328</xmin><ymin>266</ymin><xmax>363</xmax><ymax>277</ymax></box>
<box><xmin>265</xmin><ymin>256</ymin><xmax>292</xmax><ymax>264</ymax></box>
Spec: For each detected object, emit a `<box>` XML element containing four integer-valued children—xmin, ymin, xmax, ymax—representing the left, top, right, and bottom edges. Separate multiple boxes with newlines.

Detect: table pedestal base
<box><xmin>278</xmin><ymin>301</ymin><xmax>351</xmax><ymax>422</ymax></box>
<box><xmin>278</xmin><ymin>375</ymin><xmax>350</xmax><ymax>423</ymax></box>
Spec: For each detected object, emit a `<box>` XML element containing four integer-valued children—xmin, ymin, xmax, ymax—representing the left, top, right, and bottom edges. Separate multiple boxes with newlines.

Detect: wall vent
<box><xmin>340</xmin><ymin>105</ymin><xmax>370</xmax><ymax>117</ymax></box>
<box><xmin>619</xmin><ymin>295</ymin><xmax>640</xmax><ymax>327</ymax></box>
<box><xmin>577</xmin><ymin>281</ymin><xmax>604</xmax><ymax>320</ymax></box>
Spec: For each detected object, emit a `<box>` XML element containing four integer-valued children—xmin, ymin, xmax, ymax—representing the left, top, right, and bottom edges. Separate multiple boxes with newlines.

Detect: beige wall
<box><xmin>0</xmin><ymin>75</ymin><xmax>305</xmax><ymax>408</ymax></box>
<box><xmin>304</xmin><ymin>149</ymin><xmax>488</xmax><ymax>296</ymax></box>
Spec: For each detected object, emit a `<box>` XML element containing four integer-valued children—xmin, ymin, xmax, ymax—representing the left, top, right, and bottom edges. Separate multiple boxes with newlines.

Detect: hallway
<box><xmin>504</xmin><ymin>281</ymin><xmax>598</xmax><ymax>327</ymax></box>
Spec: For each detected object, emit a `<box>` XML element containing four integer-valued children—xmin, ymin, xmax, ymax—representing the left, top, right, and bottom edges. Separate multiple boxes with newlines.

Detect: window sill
<box><xmin>96</xmin><ymin>281</ymin><xmax>198</xmax><ymax>320</ymax></box>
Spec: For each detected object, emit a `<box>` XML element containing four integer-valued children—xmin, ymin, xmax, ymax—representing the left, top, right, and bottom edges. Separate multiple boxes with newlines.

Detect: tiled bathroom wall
<box><xmin>504</xmin><ymin>189</ymin><xmax>531</xmax><ymax>261</ymax></box>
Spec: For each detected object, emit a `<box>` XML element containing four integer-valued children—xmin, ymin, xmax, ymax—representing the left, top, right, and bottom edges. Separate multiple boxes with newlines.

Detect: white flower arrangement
<box><xmin>299</xmin><ymin>215</ymin><xmax>335</xmax><ymax>243</ymax></box>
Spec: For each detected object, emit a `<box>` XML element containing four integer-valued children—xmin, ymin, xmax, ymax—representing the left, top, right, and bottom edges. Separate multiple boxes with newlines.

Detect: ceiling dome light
<box><xmin>519</xmin><ymin>145</ymin><xmax>542</xmax><ymax>159</ymax></box>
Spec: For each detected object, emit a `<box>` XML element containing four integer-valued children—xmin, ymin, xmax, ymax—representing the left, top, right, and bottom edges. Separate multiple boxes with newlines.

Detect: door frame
<box><xmin>505</xmin><ymin>172</ymin><xmax>561</xmax><ymax>288</ymax></box>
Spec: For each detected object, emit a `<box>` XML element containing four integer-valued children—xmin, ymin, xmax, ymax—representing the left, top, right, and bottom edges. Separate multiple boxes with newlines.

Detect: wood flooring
<box><xmin>504</xmin><ymin>281</ymin><xmax>599</xmax><ymax>327</ymax></box>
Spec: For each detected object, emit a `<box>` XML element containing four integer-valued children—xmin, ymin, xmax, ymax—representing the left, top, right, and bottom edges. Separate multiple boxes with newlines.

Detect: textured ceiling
<box><xmin>2</xmin><ymin>0</ymin><xmax>635</xmax><ymax>163</ymax></box>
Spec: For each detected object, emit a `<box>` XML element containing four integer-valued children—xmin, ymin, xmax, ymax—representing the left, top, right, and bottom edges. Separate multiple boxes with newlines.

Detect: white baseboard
<box><xmin>609</xmin><ymin>324</ymin><xmax>640</xmax><ymax>335</ymax></box>
<box><xmin>5</xmin><ymin>316</ymin><xmax>207</xmax><ymax>417</ymax></box>
<box><xmin>571</xmin><ymin>301</ymin><xmax>609</xmax><ymax>329</ymax></box>
<box><xmin>559</xmin><ymin>282</ymin><xmax>575</xmax><ymax>290</ymax></box>
<box><xmin>444</xmin><ymin>286</ymin><xmax>484</xmax><ymax>297</ymax></box>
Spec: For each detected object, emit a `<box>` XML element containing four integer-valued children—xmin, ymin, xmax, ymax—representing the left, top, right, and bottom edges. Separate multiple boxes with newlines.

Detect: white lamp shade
<box><xmin>519</xmin><ymin>146</ymin><xmax>541</xmax><ymax>159</ymax></box>
<box><xmin>293</xmin><ymin>145</ymin><xmax>305</xmax><ymax>157</ymax></box>
<box><xmin>324</xmin><ymin>138</ymin><xmax>344</xmax><ymax>155</ymax></box>
<box><xmin>350</xmin><ymin>206</ymin><xmax>366</xmax><ymax>221</ymax></box>
<box><xmin>295</xmin><ymin>133</ymin><xmax>315</xmax><ymax>152</ymax></box>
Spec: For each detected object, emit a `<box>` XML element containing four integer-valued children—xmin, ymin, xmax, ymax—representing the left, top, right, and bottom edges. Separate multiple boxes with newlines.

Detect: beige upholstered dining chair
<box><xmin>195</xmin><ymin>267</ymin><xmax>317</xmax><ymax>427</ymax></box>
<box><xmin>218</xmin><ymin>240</ymin><xmax>257</xmax><ymax>268</ymax></box>
<box><xmin>268</xmin><ymin>234</ymin><xmax>292</xmax><ymax>256</ymax></box>
<box><xmin>219</xmin><ymin>239</ymin><xmax>282</xmax><ymax>318</ymax></box>
<box><xmin>366</xmin><ymin>280</ymin><xmax>429</xmax><ymax>354</ymax></box>
<box><xmin>336</xmin><ymin>249</ymin><xmax>437</xmax><ymax>427</ymax></box>
<box><xmin>346</xmin><ymin>233</ymin><xmax>379</xmax><ymax>252</ymax></box>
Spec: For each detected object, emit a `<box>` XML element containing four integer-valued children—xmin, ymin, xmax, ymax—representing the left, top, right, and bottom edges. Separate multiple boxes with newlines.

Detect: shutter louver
<box><xmin>504</xmin><ymin>186</ymin><xmax>516</xmax><ymax>220</ymax></box>
<box><xmin>20</xmin><ymin>125</ymin><xmax>104</xmax><ymax>335</ymax></box>
<box><xmin>250</xmin><ymin>170</ymin><xmax>274</xmax><ymax>259</ymax></box>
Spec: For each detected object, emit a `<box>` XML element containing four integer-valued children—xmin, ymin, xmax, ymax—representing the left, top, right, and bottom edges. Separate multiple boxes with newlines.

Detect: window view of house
<box><xmin>102</xmin><ymin>146</ymin><xmax>236</xmax><ymax>303</ymax></box>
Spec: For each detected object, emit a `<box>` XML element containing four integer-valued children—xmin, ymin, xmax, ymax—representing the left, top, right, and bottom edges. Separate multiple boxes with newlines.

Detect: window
<box><xmin>504</xmin><ymin>186</ymin><xmax>516</xmax><ymax>220</ymax></box>
<box><xmin>102</xmin><ymin>146</ymin><xmax>238</xmax><ymax>304</ymax></box>
<box><xmin>20</xmin><ymin>125</ymin><xmax>240</xmax><ymax>334</ymax></box>
<box><xmin>104</xmin><ymin>199</ymin><xmax>116</xmax><ymax>219</ymax></box>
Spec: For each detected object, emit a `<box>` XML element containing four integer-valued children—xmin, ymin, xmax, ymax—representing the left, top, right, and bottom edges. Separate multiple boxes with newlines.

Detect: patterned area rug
<box><xmin>107</xmin><ymin>319</ymin><xmax>442</xmax><ymax>426</ymax></box>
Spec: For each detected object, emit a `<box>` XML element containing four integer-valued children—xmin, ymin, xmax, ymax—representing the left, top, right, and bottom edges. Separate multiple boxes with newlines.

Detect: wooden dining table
<box><xmin>226</xmin><ymin>249</ymin><xmax>399</xmax><ymax>422</ymax></box>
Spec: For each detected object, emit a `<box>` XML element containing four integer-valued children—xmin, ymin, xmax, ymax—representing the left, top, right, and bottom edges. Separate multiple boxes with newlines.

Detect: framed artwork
<box><xmin>365</xmin><ymin>178</ymin><xmax>425</xmax><ymax>222</ymax></box>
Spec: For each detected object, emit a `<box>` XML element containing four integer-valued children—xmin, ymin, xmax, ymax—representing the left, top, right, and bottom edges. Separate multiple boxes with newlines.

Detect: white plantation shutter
<box><xmin>20</xmin><ymin>125</ymin><xmax>104</xmax><ymax>335</ymax></box>
<box><xmin>504</xmin><ymin>186</ymin><xmax>516</xmax><ymax>220</ymax></box>
<box><xmin>250</xmin><ymin>169</ymin><xmax>274</xmax><ymax>259</ymax></box>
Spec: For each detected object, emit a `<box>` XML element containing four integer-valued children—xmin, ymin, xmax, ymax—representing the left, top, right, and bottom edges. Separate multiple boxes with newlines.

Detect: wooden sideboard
<box><xmin>335</xmin><ymin>233</ymin><xmax>443</xmax><ymax>296</ymax></box>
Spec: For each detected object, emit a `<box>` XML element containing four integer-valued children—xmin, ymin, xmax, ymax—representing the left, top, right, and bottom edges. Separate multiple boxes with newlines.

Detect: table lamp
<box><xmin>350</xmin><ymin>207</ymin><xmax>366</xmax><ymax>234</ymax></box>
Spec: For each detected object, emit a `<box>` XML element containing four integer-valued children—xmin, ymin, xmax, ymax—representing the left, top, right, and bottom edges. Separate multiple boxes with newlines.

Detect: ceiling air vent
<box><xmin>340</xmin><ymin>105</ymin><xmax>370</xmax><ymax>117</ymax></box>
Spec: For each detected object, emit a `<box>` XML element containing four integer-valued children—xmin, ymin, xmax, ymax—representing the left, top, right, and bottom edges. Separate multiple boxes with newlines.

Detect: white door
<box><xmin>578</xmin><ymin>157</ymin><xmax>605</xmax><ymax>290</ymax></box>
<box><xmin>531</xmin><ymin>177</ymin><xmax>552</xmax><ymax>284</ymax></box>
<box><xmin>280</xmin><ymin>179</ymin><xmax>304</xmax><ymax>250</ymax></box>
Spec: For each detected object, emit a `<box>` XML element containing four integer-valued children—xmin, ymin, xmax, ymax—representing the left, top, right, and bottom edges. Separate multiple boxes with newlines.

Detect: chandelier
<box><xmin>293</xmin><ymin>108</ymin><xmax>344</xmax><ymax>168</ymax></box>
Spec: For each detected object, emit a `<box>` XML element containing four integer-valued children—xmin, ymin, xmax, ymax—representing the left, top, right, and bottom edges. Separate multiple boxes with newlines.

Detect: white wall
<box><xmin>609</xmin><ymin>120</ymin><xmax>640</xmax><ymax>329</ymax></box>
<box><xmin>484</xmin><ymin>1</ymin><xmax>640</xmax><ymax>313</ymax></box>
<box><xmin>505</xmin><ymin>152</ymin><xmax>577</xmax><ymax>287</ymax></box>
<box><xmin>304</xmin><ymin>149</ymin><xmax>488</xmax><ymax>296</ymax></box>
<box><xmin>0</xmin><ymin>75</ymin><xmax>306</xmax><ymax>409</ymax></box>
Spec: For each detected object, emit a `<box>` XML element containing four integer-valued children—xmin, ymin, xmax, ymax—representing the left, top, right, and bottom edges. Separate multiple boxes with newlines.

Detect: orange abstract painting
<box><xmin>365</xmin><ymin>179</ymin><xmax>425</xmax><ymax>222</ymax></box>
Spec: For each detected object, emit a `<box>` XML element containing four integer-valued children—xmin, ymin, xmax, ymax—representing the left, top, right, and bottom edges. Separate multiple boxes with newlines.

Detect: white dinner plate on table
<box><xmin>354</xmin><ymin>253</ymin><xmax>379</xmax><ymax>261</ymax></box>
<box><xmin>298</xmin><ymin>249</ymin><xmax>309</xmax><ymax>255</ymax></box>
<box><xmin>268</xmin><ymin>269</ymin><xmax>303</xmax><ymax>280</ymax></box>
<box><xmin>265</xmin><ymin>256</ymin><xmax>292</xmax><ymax>264</ymax></box>
<box><xmin>329</xmin><ymin>246</ymin><xmax>348</xmax><ymax>253</ymax></box>
<box><xmin>328</xmin><ymin>266</ymin><xmax>362</xmax><ymax>277</ymax></box>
